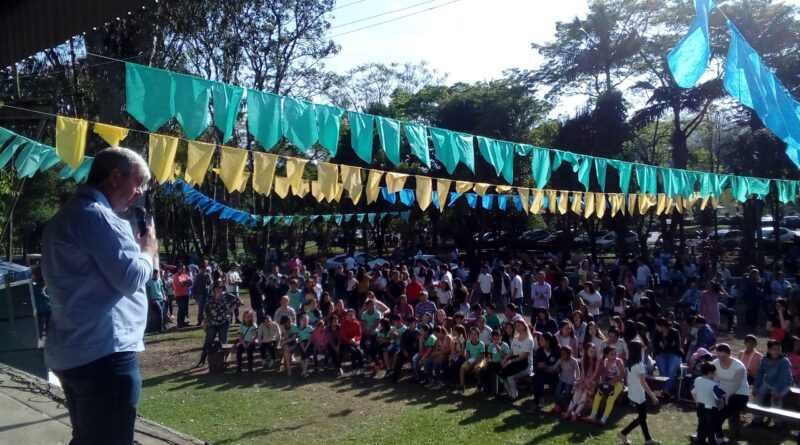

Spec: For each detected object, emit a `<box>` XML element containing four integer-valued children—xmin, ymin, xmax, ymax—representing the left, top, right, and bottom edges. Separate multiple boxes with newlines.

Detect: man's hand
<box><xmin>137</xmin><ymin>227</ymin><xmax>158</xmax><ymax>256</ymax></box>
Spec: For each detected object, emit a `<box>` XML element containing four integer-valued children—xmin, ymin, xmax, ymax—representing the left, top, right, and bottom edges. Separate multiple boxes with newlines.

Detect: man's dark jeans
<box><xmin>54</xmin><ymin>351</ymin><xmax>141</xmax><ymax>445</ymax></box>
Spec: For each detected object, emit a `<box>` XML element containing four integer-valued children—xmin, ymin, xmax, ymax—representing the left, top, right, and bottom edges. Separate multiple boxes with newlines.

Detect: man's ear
<box><xmin>107</xmin><ymin>168</ymin><xmax>122</xmax><ymax>187</ymax></box>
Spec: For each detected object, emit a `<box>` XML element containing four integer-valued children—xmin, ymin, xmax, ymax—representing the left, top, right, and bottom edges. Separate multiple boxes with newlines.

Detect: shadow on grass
<box><xmin>214</xmin><ymin>424</ymin><xmax>306</xmax><ymax>445</ymax></box>
<box><xmin>142</xmin><ymin>364</ymin><xmax>800</xmax><ymax>445</ymax></box>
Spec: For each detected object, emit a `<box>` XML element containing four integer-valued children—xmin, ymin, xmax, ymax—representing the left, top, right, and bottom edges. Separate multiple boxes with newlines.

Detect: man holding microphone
<box><xmin>42</xmin><ymin>147</ymin><xmax>157</xmax><ymax>445</ymax></box>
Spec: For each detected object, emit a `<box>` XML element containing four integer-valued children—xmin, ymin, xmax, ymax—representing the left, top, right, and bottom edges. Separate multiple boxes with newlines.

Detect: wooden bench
<box><xmin>747</xmin><ymin>403</ymin><xmax>800</xmax><ymax>443</ymax></box>
<box><xmin>208</xmin><ymin>344</ymin><xmax>235</xmax><ymax>373</ymax></box>
<box><xmin>645</xmin><ymin>375</ymin><xmax>669</xmax><ymax>391</ymax></box>
<box><xmin>786</xmin><ymin>387</ymin><xmax>800</xmax><ymax>410</ymax></box>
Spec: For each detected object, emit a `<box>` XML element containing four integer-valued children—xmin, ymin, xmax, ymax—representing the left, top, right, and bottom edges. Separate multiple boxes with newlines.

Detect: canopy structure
<box><xmin>0</xmin><ymin>0</ymin><xmax>153</xmax><ymax>69</ymax></box>
<box><xmin>0</xmin><ymin>261</ymin><xmax>42</xmax><ymax>377</ymax></box>
<box><xmin>0</xmin><ymin>261</ymin><xmax>32</xmax><ymax>286</ymax></box>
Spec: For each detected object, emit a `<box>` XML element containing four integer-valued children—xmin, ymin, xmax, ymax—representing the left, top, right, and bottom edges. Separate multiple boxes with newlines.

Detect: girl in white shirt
<box><xmin>618</xmin><ymin>341</ymin><xmax>661</xmax><ymax>445</ymax></box>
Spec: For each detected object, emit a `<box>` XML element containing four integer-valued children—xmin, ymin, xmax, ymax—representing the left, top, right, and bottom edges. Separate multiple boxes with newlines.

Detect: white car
<box><xmin>761</xmin><ymin>227</ymin><xmax>798</xmax><ymax>243</ymax></box>
<box><xmin>596</xmin><ymin>231</ymin><xmax>638</xmax><ymax>249</ymax></box>
<box><xmin>326</xmin><ymin>252</ymin><xmax>388</xmax><ymax>271</ymax></box>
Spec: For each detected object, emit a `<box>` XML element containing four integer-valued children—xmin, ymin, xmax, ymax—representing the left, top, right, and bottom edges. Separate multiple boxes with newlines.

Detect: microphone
<box><xmin>134</xmin><ymin>180</ymin><xmax>155</xmax><ymax>237</ymax></box>
<box><xmin>134</xmin><ymin>206</ymin><xmax>147</xmax><ymax>237</ymax></box>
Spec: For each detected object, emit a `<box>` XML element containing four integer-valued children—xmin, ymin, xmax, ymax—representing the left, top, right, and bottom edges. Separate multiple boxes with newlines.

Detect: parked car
<box><xmin>783</xmin><ymin>216</ymin><xmax>800</xmax><ymax>229</ymax></box>
<box><xmin>710</xmin><ymin>229</ymin><xmax>743</xmax><ymax>247</ymax></box>
<box><xmin>407</xmin><ymin>254</ymin><xmax>458</xmax><ymax>273</ymax></box>
<box><xmin>646</xmin><ymin>231</ymin><xmax>662</xmax><ymax>248</ymax></box>
<box><xmin>573</xmin><ymin>230</ymin><xmax>608</xmax><ymax>246</ymax></box>
<box><xmin>472</xmin><ymin>231</ymin><xmax>507</xmax><ymax>243</ymax></box>
<box><xmin>326</xmin><ymin>252</ymin><xmax>388</xmax><ymax>271</ymax></box>
<box><xmin>762</xmin><ymin>227</ymin><xmax>798</xmax><ymax>244</ymax></box>
<box><xmin>596</xmin><ymin>230</ymin><xmax>638</xmax><ymax>250</ymax></box>
<box><xmin>535</xmin><ymin>231</ymin><xmax>570</xmax><ymax>250</ymax></box>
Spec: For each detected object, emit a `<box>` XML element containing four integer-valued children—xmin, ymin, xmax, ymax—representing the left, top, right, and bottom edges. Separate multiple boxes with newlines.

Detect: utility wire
<box><xmin>330</xmin><ymin>0</ymin><xmax>443</xmax><ymax>29</ymax></box>
<box><xmin>332</xmin><ymin>0</ymin><xmax>368</xmax><ymax>11</ymax></box>
<box><xmin>330</xmin><ymin>0</ymin><xmax>461</xmax><ymax>38</ymax></box>
<box><xmin>2</xmin><ymin>54</ymin><xmax>145</xmax><ymax>80</ymax></box>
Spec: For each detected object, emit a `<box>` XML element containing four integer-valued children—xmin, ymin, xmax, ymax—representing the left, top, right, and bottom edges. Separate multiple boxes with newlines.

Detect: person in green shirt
<box><xmin>372</xmin><ymin>319</ymin><xmax>393</xmax><ymax>375</ymax></box>
<box><xmin>283</xmin><ymin>314</ymin><xmax>313</xmax><ymax>377</ymax></box>
<box><xmin>460</xmin><ymin>327</ymin><xmax>487</xmax><ymax>394</ymax></box>
<box><xmin>485</xmin><ymin>303</ymin><xmax>502</xmax><ymax>330</ymax></box>
<box><xmin>485</xmin><ymin>329</ymin><xmax>510</xmax><ymax>395</ymax></box>
<box><xmin>236</xmin><ymin>310</ymin><xmax>258</xmax><ymax>372</ymax></box>
<box><xmin>385</xmin><ymin>314</ymin><xmax>407</xmax><ymax>374</ymax></box>
<box><xmin>361</xmin><ymin>299</ymin><xmax>383</xmax><ymax>363</ymax></box>
<box><xmin>287</xmin><ymin>279</ymin><xmax>304</xmax><ymax>314</ymax></box>
<box><xmin>413</xmin><ymin>324</ymin><xmax>436</xmax><ymax>384</ymax></box>
<box><xmin>145</xmin><ymin>270</ymin><xmax>165</xmax><ymax>333</ymax></box>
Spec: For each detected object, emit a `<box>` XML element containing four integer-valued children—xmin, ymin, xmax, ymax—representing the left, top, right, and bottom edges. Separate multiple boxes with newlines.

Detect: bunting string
<box><xmin>163</xmin><ymin>179</ymin><xmax>410</xmax><ymax>227</ymax></box>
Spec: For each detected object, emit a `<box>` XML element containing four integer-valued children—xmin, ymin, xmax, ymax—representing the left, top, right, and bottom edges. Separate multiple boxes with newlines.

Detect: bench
<box><xmin>786</xmin><ymin>387</ymin><xmax>800</xmax><ymax>410</ymax></box>
<box><xmin>208</xmin><ymin>344</ymin><xmax>234</xmax><ymax>373</ymax></box>
<box><xmin>747</xmin><ymin>403</ymin><xmax>800</xmax><ymax>443</ymax></box>
<box><xmin>645</xmin><ymin>375</ymin><xmax>669</xmax><ymax>391</ymax></box>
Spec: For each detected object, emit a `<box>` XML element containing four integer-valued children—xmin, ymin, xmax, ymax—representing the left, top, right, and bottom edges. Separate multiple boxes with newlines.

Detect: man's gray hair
<box><xmin>86</xmin><ymin>147</ymin><xmax>151</xmax><ymax>186</ymax></box>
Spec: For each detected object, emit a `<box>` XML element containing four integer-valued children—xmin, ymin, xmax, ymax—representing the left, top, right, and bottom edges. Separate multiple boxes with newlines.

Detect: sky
<box><xmin>324</xmin><ymin>0</ymin><xmax>591</xmax><ymax>113</ymax></box>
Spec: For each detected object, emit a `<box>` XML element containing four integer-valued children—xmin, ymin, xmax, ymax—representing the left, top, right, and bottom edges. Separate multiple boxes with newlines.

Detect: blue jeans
<box><xmin>655</xmin><ymin>353</ymin><xmax>682</xmax><ymax>394</ymax></box>
<box><xmin>54</xmin><ymin>352</ymin><xmax>141</xmax><ymax>445</ymax></box>
<box><xmin>555</xmin><ymin>380</ymin><xmax>573</xmax><ymax>406</ymax></box>
<box><xmin>195</xmin><ymin>294</ymin><xmax>207</xmax><ymax>324</ymax></box>
<box><xmin>412</xmin><ymin>353</ymin><xmax>424</xmax><ymax>381</ymax></box>
<box><xmin>204</xmin><ymin>321</ymin><xmax>230</xmax><ymax>350</ymax></box>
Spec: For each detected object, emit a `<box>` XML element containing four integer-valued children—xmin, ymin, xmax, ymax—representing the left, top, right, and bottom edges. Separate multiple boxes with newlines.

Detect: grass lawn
<box><xmin>138</xmin><ymin>306</ymin><xmax>798</xmax><ymax>444</ymax></box>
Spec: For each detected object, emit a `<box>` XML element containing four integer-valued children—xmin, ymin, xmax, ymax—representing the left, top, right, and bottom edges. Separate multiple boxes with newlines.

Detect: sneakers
<box><xmin>617</xmin><ymin>432</ymin><xmax>631</xmax><ymax>445</ymax></box>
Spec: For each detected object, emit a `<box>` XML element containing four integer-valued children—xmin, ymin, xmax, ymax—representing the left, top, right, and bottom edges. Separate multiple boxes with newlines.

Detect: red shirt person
<box><xmin>340</xmin><ymin>309</ymin><xmax>364</xmax><ymax>373</ymax></box>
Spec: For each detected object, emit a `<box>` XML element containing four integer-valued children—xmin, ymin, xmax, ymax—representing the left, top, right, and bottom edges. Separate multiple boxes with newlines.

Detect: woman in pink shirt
<box><xmin>737</xmin><ymin>334</ymin><xmax>763</xmax><ymax>385</ymax></box>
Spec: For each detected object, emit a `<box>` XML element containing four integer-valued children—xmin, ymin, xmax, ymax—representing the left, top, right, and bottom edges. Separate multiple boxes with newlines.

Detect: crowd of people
<box><xmin>144</xmin><ymin>249</ymin><xmax>800</xmax><ymax>444</ymax></box>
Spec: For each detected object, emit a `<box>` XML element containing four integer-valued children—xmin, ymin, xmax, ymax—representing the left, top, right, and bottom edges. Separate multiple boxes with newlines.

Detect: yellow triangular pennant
<box><xmin>547</xmin><ymin>190</ymin><xmax>557</xmax><ymax>213</ymax></box>
<box><xmin>595</xmin><ymin>193</ymin><xmax>606</xmax><ymax>219</ymax></box>
<box><xmin>416</xmin><ymin>176</ymin><xmax>433</xmax><ymax>211</ymax></box>
<box><xmin>473</xmin><ymin>183</ymin><xmax>491</xmax><ymax>196</ymax></box>
<box><xmin>584</xmin><ymin>192</ymin><xmax>595</xmax><ymax>218</ymax></box>
<box><xmin>558</xmin><ymin>191</ymin><xmax>569</xmax><ymax>215</ymax></box>
<box><xmin>185</xmin><ymin>141</ymin><xmax>215</xmax><ymax>187</ymax></box>
<box><xmin>366</xmin><ymin>170</ymin><xmax>383</xmax><ymax>204</ymax></box>
<box><xmin>93</xmin><ymin>122</ymin><xmax>129</xmax><ymax>148</ymax></box>
<box><xmin>252</xmin><ymin>152</ymin><xmax>278</xmax><ymax>195</ymax></box>
<box><xmin>518</xmin><ymin>188</ymin><xmax>530</xmax><ymax>214</ymax></box>
<box><xmin>317</xmin><ymin>162</ymin><xmax>339</xmax><ymax>200</ymax></box>
<box><xmin>340</xmin><ymin>165</ymin><xmax>363</xmax><ymax>204</ymax></box>
<box><xmin>385</xmin><ymin>172</ymin><xmax>408</xmax><ymax>193</ymax></box>
<box><xmin>273</xmin><ymin>176</ymin><xmax>290</xmax><ymax>199</ymax></box>
<box><xmin>216</xmin><ymin>145</ymin><xmax>248</xmax><ymax>192</ymax></box>
<box><xmin>436</xmin><ymin>178</ymin><xmax>452</xmax><ymax>211</ymax></box>
<box><xmin>455</xmin><ymin>181</ymin><xmax>473</xmax><ymax>194</ymax></box>
<box><xmin>148</xmin><ymin>133</ymin><xmax>179</xmax><ymax>184</ymax></box>
<box><xmin>56</xmin><ymin>116</ymin><xmax>88</xmax><ymax>170</ymax></box>
<box><xmin>531</xmin><ymin>189</ymin><xmax>544</xmax><ymax>214</ymax></box>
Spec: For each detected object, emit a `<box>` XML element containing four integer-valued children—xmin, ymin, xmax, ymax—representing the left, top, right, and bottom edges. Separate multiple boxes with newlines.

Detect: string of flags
<box><xmin>164</xmin><ymin>179</ymin><xmax>411</xmax><ymax>227</ymax></box>
<box><xmin>123</xmin><ymin>62</ymin><xmax>796</xmax><ymax>196</ymax></box>
<box><xmin>41</xmin><ymin>114</ymin><xmax>800</xmax><ymax>206</ymax></box>
<box><xmin>0</xmin><ymin>123</ymin><xmax>746</xmax><ymax>218</ymax></box>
